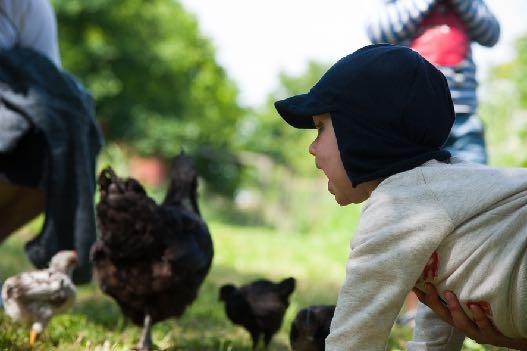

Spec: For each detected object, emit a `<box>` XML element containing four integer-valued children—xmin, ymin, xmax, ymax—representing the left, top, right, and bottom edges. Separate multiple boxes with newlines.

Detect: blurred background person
<box><xmin>0</xmin><ymin>0</ymin><xmax>102</xmax><ymax>289</ymax></box>
<box><xmin>0</xmin><ymin>0</ymin><xmax>61</xmax><ymax>65</ymax></box>
<box><xmin>0</xmin><ymin>0</ymin><xmax>60</xmax><ymax>241</ymax></box>
<box><xmin>366</xmin><ymin>0</ymin><xmax>500</xmax><ymax>164</ymax></box>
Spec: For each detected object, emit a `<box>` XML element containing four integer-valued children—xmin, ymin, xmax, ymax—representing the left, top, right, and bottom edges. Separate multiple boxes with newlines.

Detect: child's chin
<box><xmin>335</xmin><ymin>194</ymin><xmax>364</xmax><ymax>206</ymax></box>
<box><xmin>334</xmin><ymin>194</ymin><xmax>352</xmax><ymax>206</ymax></box>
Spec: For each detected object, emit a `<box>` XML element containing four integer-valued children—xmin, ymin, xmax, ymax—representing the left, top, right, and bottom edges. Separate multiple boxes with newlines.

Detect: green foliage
<box><xmin>241</xmin><ymin>61</ymin><xmax>329</xmax><ymax>175</ymax></box>
<box><xmin>229</xmin><ymin>61</ymin><xmax>365</xmax><ymax>234</ymax></box>
<box><xmin>480</xmin><ymin>33</ymin><xmax>527</xmax><ymax>167</ymax></box>
<box><xmin>490</xmin><ymin>35</ymin><xmax>527</xmax><ymax>110</ymax></box>
<box><xmin>233</xmin><ymin>161</ymin><xmax>362</xmax><ymax>234</ymax></box>
<box><xmin>51</xmin><ymin>0</ymin><xmax>245</xmax><ymax>196</ymax></box>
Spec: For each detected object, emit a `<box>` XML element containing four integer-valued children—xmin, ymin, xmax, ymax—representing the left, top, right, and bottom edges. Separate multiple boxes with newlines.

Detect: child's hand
<box><xmin>413</xmin><ymin>284</ymin><xmax>527</xmax><ymax>350</ymax></box>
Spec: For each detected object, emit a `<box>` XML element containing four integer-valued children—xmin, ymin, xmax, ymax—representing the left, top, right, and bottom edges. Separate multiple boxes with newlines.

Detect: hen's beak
<box><xmin>29</xmin><ymin>330</ymin><xmax>40</xmax><ymax>345</ymax></box>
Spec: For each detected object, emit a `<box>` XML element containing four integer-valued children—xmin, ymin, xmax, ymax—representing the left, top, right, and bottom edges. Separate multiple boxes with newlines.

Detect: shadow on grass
<box><xmin>73</xmin><ymin>293</ymin><xmax>125</xmax><ymax>330</ymax></box>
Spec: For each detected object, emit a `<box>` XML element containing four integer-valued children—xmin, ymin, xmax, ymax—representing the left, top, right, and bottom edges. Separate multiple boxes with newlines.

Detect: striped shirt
<box><xmin>366</xmin><ymin>0</ymin><xmax>500</xmax><ymax>115</ymax></box>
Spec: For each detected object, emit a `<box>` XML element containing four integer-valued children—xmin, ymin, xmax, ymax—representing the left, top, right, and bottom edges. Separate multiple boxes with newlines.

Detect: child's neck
<box><xmin>364</xmin><ymin>179</ymin><xmax>385</xmax><ymax>198</ymax></box>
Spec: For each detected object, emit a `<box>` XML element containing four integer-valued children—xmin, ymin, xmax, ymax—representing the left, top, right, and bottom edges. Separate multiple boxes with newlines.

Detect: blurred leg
<box><xmin>397</xmin><ymin>291</ymin><xmax>418</xmax><ymax>327</ymax></box>
<box><xmin>406</xmin><ymin>290</ymin><xmax>419</xmax><ymax>311</ymax></box>
<box><xmin>443</xmin><ymin>114</ymin><xmax>487</xmax><ymax>165</ymax></box>
<box><xmin>0</xmin><ymin>182</ymin><xmax>44</xmax><ymax>242</ymax></box>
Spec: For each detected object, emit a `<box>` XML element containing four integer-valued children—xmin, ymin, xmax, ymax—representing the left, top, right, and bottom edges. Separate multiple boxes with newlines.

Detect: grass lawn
<box><xmin>0</xmin><ymin>220</ymin><xmax>510</xmax><ymax>351</ymax></box>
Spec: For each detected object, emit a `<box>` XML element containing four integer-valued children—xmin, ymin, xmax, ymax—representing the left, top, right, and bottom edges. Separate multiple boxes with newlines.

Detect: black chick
<box><xmin>219</xmin><ymin>277</ymin><xmax>296</xmax><ymax>350</ymax></box>
<box><xmin>91</xmin><ymin>153</ymin><xmax>213</xmax><ymax>351</ymax></box>
<box><xmin>290</xmin><ymin>305</ymin><xmax>335</xmax><ymax>351</ymax></box>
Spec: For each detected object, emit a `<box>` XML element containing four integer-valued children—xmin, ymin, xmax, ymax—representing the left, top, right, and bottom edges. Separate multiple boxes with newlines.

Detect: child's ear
<box><xmin>219</xmin><ymin>284</ymin><xmax>237</xmax><ymax>301</ymax></box>
<box><xmin>278</xmin><ymin>277</ymin><xmax>296</xmax><ymax>297</ymax></box>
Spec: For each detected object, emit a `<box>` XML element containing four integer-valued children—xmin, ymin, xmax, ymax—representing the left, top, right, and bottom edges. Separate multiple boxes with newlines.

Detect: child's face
<box><xmin>309</xmin><ymin>113</ymin><xmax>373</xmax><ymax>205</ymax></box>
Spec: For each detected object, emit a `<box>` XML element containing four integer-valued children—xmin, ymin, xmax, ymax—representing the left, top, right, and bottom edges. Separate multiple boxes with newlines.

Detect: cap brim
<box><xmin>274</xmin><ymin>93</ymin><xmax>334</xmax><ymax>129</ymax></box>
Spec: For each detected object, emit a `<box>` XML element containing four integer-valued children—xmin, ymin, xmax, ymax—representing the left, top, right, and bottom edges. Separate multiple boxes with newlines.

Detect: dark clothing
<box><xmin>0</xmin><ymin>47</ymin><xmax>103</xmax><ymax>283</ymax></box>
<box><xmin>0</xmin><ymin>128</ymin><xmax>47</xmax><ymax>187</ymax></box>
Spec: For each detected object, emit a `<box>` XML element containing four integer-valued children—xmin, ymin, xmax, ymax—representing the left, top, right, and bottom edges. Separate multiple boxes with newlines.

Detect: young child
<box><xmin>274</xmin><ymin>44</ymin><xmax>527</xmax><ymax>351</ymax></box>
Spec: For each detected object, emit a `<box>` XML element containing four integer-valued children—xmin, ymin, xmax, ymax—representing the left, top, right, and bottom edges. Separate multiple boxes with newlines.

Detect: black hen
<box><xmin>290</xmin><ymin>305</ymin><xmax>335</xmax><ymax>351</ymax></box>
<box><xmin>219</xmin><ymin>277</ymin><xmax>296</xmax><ymax>349</ymax></box>
<box><xmin>91</xmin><ymin>153</ymin><xmax>213</xmax><ymax>351</ymax></box>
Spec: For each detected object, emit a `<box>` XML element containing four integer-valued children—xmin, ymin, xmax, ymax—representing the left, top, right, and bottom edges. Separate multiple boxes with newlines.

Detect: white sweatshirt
<box><xmin>0</xmin><ymin>0</ymin><xmax>61</xmax><ymax>66</ymax></box>
<box><xmin>326</xmin><ymin>159</ymin><xmax>527</xmax><ymax>351</ymax></box>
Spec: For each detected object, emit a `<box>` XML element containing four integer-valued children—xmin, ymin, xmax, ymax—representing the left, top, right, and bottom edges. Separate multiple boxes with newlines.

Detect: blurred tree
<box><xmin>491</xmin><ymin>35</ymin><xmax>527</xmax><ymax>109</ymax></box>
<box><xmin>234</xmin><ymin>61</ymin><xmax>363</xmax><ymax>233</ymax></box>
<box><xmin>51</xmin><ymin>0</ymin><xmax>245</xmax><ymax>196</ymax></box>
<box><xmin>240</xmin><ymin>61</ymin><xmax>329</xmax><ymax>176</ymax></box>
<box><xmin>480</xmin><ymin>33</ymin><xmax>527</xmax><ymax>167</ymax></box>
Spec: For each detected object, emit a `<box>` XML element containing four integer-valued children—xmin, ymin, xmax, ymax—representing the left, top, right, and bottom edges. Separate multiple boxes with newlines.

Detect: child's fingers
<box><xmin>444</xmin><ymin>291</ymin><xmax>479</xmax><ymax>336</ymax></box>
<box><xmin>412</xmin><ymin>287</ymin><xmax>426</xmax><ymax>302</ymax></box>
<box><xmin>467</xmin><ymin>304</ymin><xmax>510</xmax><ymax>346</ymax></box>
<box><xmin>469</xmin><ymin>305</ymin><xmax>495</xmax><ymax>332</ymax></box>
<box><xmin>433</xmin><ymin>291</ymin><xmax>527</xmax><ymax>349</ymax></box>
<box><xmin>414</xmin><ymin>283</ymin><xmax>452</xmax><ymax>324</ymax></box>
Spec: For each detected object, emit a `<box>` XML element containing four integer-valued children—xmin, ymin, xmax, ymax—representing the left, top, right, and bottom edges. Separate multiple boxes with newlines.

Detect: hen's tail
<box><xmin>163</xmin><ymin>152</ymin><xmax>200</xmax><ymax>215</ymax></box>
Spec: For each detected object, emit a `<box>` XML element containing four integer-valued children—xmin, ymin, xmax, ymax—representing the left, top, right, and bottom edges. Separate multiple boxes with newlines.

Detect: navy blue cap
<box><xmin>274</xmin><ymin>44</ymin><xmax>454</xmax><ymax>186</ymax></box>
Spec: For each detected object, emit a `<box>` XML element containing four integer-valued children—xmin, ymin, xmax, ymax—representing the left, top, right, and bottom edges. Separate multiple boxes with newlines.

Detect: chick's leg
<box><xmin>29</xmin><ymin>330</ymin><xmax>39</xmax><ymax>346</ymax></box>
<box><xmin>134</xmin><ymin>313</ymin><xmax>153</xmax><ymax>351</ymax></box>
<box><xmin>29</xmin><ymin>322</ymin><xmax>43</xmax><ymax>345</ymax></box>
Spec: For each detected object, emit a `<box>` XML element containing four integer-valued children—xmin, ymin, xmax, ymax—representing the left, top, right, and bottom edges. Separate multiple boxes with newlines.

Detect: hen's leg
<box><xmin>133</xmin><ymin>313</ymin><xmax>153</xmax><ymax>351</ymax></box>
<box><xmin>250</xmin><ymin>330</ymin><xmax>260</xmax><ymax>350</ymax></box>
<box><xmin>263</xmin><ymin>332</ymin><xmax>274</xmax><ymax>349</ymax></box>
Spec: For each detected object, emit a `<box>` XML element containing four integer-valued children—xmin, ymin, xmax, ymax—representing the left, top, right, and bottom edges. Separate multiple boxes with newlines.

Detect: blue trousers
<box><xmin>443</xmin><ymin>113</ymin><xmax>487</xmax><ymax>165</ymax></box>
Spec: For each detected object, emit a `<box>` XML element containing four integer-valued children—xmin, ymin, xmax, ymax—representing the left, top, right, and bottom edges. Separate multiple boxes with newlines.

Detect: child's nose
<box><xmin>309</xmin><ymin>140</ymin><xmax>316</xmax><ymax>156</ymax></box>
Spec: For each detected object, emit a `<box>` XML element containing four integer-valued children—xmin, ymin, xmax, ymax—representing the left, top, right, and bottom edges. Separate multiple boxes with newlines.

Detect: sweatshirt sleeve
<box><xmin>15</xmin><ymin>0</ymin><xmax>61</xmax><ymax>66</ymax></box>
<box><xmin>449</xmin><ymin>0</ymin><xmax>500</xmax><ymax>47</ymax></box>
<box><xmin>408</xmin><ymin>302</ymin><xmax>465</xmax><ymax>351</ymax></box>
<box><xmin>325</xmin><ymin>177</ymin><xmax>454</xmax><ymax>351</ymax></box>
<box><xmin>366</xmin><ymin>0</ymin><xmax>437</xmax><ymax>44</ymax></box>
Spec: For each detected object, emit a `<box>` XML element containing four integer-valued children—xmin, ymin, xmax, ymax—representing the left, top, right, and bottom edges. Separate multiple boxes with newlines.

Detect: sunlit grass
<box><xmin>0</xmin><ymin>220</ymin><xmax>349</xmax><ymax>350</ymax></box>
<box><xmin>0</xmin><ymin>220</ymin><xmax>511</xmax><ymax>350</ymax></box>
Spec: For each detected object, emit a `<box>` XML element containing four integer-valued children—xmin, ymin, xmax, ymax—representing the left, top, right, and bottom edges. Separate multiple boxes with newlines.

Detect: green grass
<box><xmin>0</xmin><ymin>220</ymin><xmax>511</xmax><ymax>350</ymax></box>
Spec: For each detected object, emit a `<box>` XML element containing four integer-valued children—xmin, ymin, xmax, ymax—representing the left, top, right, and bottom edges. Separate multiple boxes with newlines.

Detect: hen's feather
<box><xmin>290</xmin><ymin>305</ymin><xmax>335</xmax><ymax>351</ymax></box>
<box><xmin>92</xmin><ymin>154</ymin><xmax>213</xmax><ymax>326</ymax></box>
<box><xmin>219</xmin><ymin>277</ymin><xmax>296</xmax><ymax>349</ymax></box>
